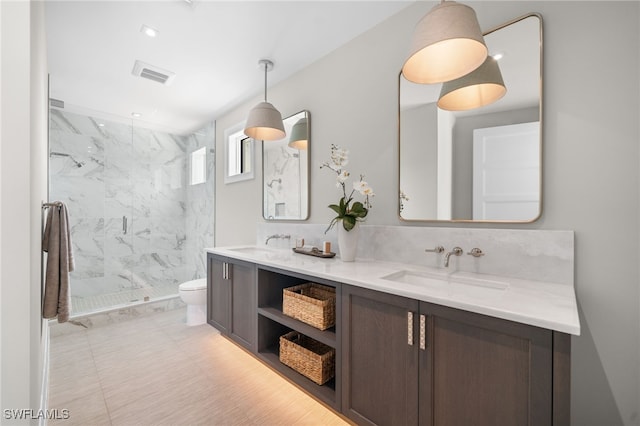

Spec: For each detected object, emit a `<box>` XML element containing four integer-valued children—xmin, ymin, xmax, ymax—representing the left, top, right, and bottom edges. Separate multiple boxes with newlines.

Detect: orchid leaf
<box><xmin>328</xmin><ymin>204</ymin><xmax>342</xmax><ymax>216</ymax></box>
<box><xmin>350</xmin><ymin>201</ymin><xmax>367</xmax><ymax>218</ymax></box>
<box><xmin>342</xmin><ymin>215</ymin><xmax>356</xmax><ymax>231</ymax></box>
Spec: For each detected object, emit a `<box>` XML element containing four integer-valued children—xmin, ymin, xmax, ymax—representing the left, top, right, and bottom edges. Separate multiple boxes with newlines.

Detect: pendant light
<box><xmin>288</xmin><ymin>117</ymin><xmax>308</xmax><ymax>150</ymax></box>
<box><xmin>402</xmin><ymin>0</ymin><xmax>487</xmax><ymax>84</ymax></box>
<box><xmin>437</xmin><ymin>56</ymin><xmax>506</xmax><ymax>111</ymax></box>
<box><xmin>244</xmin><ymin>59</ymin><xmax>285</xmax><ymax>141</ymax></box>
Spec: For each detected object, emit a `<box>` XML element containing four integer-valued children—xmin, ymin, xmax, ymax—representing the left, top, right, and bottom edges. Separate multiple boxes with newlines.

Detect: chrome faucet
<box><xmin>444</xmin><ymin>247</ymin><xmax>463</xmax><ymax>267</ymax></box>
<box><xmin>425</xmin><ymin>245</ymin><xmax>444</xmax><ymax>254</ymax></box>
<box><xmin>265</xmin><ymin>234</ymin><xmax>291</xmax><ymax>245</ymax></box>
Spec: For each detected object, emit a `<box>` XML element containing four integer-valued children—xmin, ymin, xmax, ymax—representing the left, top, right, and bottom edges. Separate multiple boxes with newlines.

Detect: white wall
<box><xmin>30</xmin><ymin>0</ymin><xmax>49</xmax><ymax>418</ymax></box>
<box><xmin>215</xmin><ymin>2</ymin><xmax>639</xmax><ymax>424</ymax></box>
<box><xmin>1</xmin><ymin>0</ymin><xmax>49</xmax><ymax>422</ymax></box>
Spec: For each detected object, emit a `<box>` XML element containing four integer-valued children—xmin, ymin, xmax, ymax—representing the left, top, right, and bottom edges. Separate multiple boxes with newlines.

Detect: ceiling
<box><xmin>45</xmin><ymin>0</ymin><xmax>414</xmax><ymax>135</ymax></box>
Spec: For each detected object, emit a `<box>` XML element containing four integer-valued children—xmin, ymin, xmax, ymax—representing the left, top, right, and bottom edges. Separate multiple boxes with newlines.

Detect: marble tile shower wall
<box><xmin>184</xmin><ymin>121</ymin><xmax>215</xmax><ymax>280</ymax></box>
<box><xmin>49</xmin><ymin>109</ymin><xmax>201</xmax><ymax>305</ymax></box>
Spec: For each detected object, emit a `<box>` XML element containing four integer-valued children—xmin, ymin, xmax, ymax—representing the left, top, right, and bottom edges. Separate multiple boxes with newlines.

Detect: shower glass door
<box><xmin>49</xmin><ymin>108</ymin><xmax>191</xmax><ymax>314</ymax></box>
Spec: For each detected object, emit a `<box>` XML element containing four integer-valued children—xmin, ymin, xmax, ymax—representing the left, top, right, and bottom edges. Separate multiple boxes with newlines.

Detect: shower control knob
<box><xmin>467</xmin><ymin>248</ymin><xmax>485</xmax><ymax>257</ymax></box>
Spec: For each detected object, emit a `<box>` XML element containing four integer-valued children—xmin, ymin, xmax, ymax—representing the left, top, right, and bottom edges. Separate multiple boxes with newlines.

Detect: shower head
<box><xmin>50</xmin><ymin>151</ymin><xmax>85</xmax><ymax>168</ymax></box>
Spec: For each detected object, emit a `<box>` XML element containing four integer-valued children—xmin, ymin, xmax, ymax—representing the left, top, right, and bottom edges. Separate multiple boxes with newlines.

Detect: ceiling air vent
<box><xmin>132</xmin><ymin>60</ymin><xmax>176</xmax><ymax>86</ymax></box>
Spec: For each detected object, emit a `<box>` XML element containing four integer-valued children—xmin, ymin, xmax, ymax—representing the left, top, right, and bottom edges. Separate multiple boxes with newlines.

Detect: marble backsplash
<box><xmin>256</xmin><ymin>223</ymin><xmax>574</xmax><ymax>286</ymax></box>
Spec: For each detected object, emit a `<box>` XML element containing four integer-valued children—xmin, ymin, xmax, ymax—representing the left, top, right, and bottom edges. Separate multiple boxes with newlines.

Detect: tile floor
<box><xmin>47</xmin><ymin>308</ymin><xmax>349</xmax><ymax>426</ymax></box>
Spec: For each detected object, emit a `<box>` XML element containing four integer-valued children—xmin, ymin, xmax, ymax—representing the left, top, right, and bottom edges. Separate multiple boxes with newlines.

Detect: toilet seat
<box><xmin>179</xmin><ymin>278</ymin><xmax>206</xmax><ymax>292</ymax></box>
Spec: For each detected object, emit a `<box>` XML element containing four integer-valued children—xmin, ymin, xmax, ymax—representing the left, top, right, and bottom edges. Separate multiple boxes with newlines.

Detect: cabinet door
<box><xmin>207</xmin><ymin>255</ymin><xmax>230</xmax><ymax>334</ymax></box>
<box><xmin>342</xmin><ymin>285</ymin><xmax>420</xmax><ymax>426</ymax></box>
<box><xmin>229</xmin><ymin>261</ymin><xmax>256</xmax><ymax>351</ymax></box>
<box><xmin>420</xmin><ymin>302</ymin><xmax>552</xmax><ymax>426</ymax></box>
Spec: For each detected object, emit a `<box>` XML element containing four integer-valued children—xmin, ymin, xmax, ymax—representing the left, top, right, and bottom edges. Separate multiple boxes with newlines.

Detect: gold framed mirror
<box><xmin>262</xmin><ymin>110</ymin><xmax>310</xmax><ymax>220</ymax></box>
<box><xmin>398</xmin><ymin>13</ymin><xmax>542</xmax><ymax>222</ymax></box>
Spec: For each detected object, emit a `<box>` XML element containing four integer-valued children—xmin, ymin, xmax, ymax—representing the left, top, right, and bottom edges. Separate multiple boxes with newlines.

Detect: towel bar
<box><xmin>40</xmin><ymin>201</ymin><xmax>62</xmax><ymax>317</ymax></box>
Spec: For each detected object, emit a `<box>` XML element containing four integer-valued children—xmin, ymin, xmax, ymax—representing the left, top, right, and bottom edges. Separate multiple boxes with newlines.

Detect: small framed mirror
<box><xmin>224</xmin><ymin>122</ymin><xmax>254</xmax><ymax>184</ymax></box>
<box><xmin>399</xmin><ymin>13</ymin><xmax>542</xmax><ymax>222</ymax></box>
<box><xmin>262</xmin><ymin>110</ymin><xmax>310</xmax><ymax>220</ymax></box>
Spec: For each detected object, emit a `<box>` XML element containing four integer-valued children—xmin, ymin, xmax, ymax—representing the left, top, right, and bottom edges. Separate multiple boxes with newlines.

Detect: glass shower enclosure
<box><xmin>48</xmin><ymin>107</ymin><xmax>214</xmax><ymax>315</ymax></box>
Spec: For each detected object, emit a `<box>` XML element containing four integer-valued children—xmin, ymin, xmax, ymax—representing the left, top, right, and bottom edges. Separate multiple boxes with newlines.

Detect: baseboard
<box><xmin>39</xmin><ymin>319</ymin><xmax>50</xmax><ymax>426</ymax></box>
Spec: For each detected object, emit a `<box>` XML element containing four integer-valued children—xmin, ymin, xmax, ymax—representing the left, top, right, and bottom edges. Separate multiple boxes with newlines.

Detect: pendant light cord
<box><xmin>263</xmin><ymin>62</ymin><xmax>268</xmax><ymax>102</ymax></box>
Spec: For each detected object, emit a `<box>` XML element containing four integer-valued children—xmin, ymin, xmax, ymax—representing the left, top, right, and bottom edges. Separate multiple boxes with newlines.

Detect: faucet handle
<box><xmin>467</xmin><ymin>248</ymin><xmax>485</xmax><ymax>257</ymax></box>
<box><xmin>425</xmin><ymin>245</ymin><xmax>445</xmax><ymax>254</ymax></box>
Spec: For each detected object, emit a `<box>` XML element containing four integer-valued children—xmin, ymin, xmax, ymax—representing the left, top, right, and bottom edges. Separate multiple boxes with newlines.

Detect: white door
<box><xmin>472</xmin><ymin>122</ymin><xmax>540</xmax><ymax>220</ymax></box>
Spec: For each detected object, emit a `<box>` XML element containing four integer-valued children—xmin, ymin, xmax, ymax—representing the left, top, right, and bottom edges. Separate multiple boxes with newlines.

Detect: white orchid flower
<box><xmin>337</xmin><ymin>170</ymin><xmax>350</xmax><ymax>183</ymax></box>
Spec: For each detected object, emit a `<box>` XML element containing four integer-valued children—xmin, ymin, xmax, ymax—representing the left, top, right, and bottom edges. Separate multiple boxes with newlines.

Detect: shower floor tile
<box><xmin>47</xmin><ymin>308</ymin><xmax>348</xmax><ymax>426</ymax></box>
<box><xmin>70</xmin><ymin>282</ymin><xmax>179</xmax><ymax>315</ymax></box>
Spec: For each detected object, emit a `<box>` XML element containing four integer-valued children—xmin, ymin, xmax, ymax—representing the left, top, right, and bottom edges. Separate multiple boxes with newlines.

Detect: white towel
<box><xmin>42</xmin><ymin>202</ymin><xmax>74</xmax><ymax>323</ymax></box>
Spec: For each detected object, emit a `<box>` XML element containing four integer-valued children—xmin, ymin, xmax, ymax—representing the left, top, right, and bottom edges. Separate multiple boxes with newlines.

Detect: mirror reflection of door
<box><xmin>472</xmin><ymin>122</ymin><xmax>540</xmax><ymax>220</ymax></box>
<box><xmin>262</xmin><ymin>110</ymin><xmax>310</xmax><ymax>220</ymax></box>
<box><xmin>398</xmin><ymin>14</ymin><xmax>542</xmax><ymax>222</ymax></box>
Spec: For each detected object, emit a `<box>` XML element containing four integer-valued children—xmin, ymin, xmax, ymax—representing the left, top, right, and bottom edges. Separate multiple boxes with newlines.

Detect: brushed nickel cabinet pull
<box><xmin>419</xmin><ymin>314</ymin><xmax>426</xmax><ymax>350</ymax></box>
<box><xmin>407</xmin><ymin>311</ymin><xmax>414</xmax><ymax>346</ymax></box>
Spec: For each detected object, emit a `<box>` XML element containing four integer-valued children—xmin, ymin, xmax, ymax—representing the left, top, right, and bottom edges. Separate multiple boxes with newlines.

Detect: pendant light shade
<box><xmin>244</xmin><ymin>60</ymin><xmax>285</xmax><ymax>141</ymax></box>
<box><xmin>288</xmin><ymin>117</ymin><xmax>308</xmax><ymax>150</ymax></box>
<box><xmin>402</xmin><ymin>1</ymin><xmax>488</xmax><ymax>84</ymax></box>
<box><xmin>437</xmin><ymin>56</ymin><xmax>506</xmax><ymax>111</ymax></box>
<box><xmin>244</xmin><ymin>101</ymin><xmax>285</xmax><ymax>140</ymax></box>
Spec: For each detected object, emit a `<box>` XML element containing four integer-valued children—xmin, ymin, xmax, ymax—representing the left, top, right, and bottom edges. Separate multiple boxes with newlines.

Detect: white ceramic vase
<box><xmin>337</xmin><ymin>221</ymin><xmax>360</xmax><ymax>262</ymax></box>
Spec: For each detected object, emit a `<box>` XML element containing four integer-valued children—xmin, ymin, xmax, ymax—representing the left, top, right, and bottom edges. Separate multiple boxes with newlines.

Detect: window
<box><xmin>190</xmin><ymin>146</ymin><xmax>206</xmax><ymax>185</ymax></box>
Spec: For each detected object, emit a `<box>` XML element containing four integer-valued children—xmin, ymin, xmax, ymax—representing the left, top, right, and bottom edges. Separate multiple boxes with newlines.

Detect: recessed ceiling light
<box><xmin>98</xmin><ymin>123</ymin><xmax>105</xmax><ymax>127</ymax></box>
<box><xmin>492</xmin><ymin>52</ymin><xmax>504</xmax><ymax>61</ymax></box>
<box><xmin>140</xmin><ymin>25</ymin><xmax>158</xmax><ymax>38</ymax></box>
<box><xmin>131</xmin><ymin>112</ymin><xmax>142</xmax><ymax>118</ymax></box>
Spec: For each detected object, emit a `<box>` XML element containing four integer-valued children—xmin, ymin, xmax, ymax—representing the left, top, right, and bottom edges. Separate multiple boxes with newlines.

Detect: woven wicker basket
<box><xmin>283</xmin><ymin>283</ymin><xmax>336</xmax><ymax>330</ymax></box>
<box><xmin>279</xmin><ymin>331</ymin><xmax>335</xmax><ymax>385</ymax></box>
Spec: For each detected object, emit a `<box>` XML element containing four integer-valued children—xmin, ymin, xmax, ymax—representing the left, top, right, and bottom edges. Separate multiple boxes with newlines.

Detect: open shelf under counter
<box><xmin>258</xmin><ymin>307</ymin><xmax>336</xmax><ymax>347</ymax></box>
<box><xmin>257</xmin><ymin>345</ymin><xmax>337</xmax><ymax>408</ymax></box>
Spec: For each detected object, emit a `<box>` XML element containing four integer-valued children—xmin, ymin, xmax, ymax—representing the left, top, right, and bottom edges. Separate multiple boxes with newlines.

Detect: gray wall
<box><xmin>400</xmin><ymin>102</ymin><xmax>438</xmax><ymax>219</ymax></box>
<box><xmin>215</xmin><ymin>2</ymin><xmax>639</xmax><ymax>424</ymax></box>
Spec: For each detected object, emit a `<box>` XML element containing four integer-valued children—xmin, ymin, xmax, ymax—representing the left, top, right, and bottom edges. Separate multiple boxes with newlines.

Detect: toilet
<box><xmin>178</xmin><ymin>278</ymin><xmax>207</xmax><ymax>326</ymax></box>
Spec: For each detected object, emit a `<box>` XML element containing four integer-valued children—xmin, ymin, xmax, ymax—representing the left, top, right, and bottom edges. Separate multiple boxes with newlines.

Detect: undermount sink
<box><xmin>382</xmin><ymin>269</ymin><xmax>509</xmax><ymax>291</ymax></box>
<box><xmin>382</xmin><ymin>270</ymin><xmax>450</xmax><ymax>290</ymax></box>
<box><xmin>228</xmin><ymin>247</ymin><xmax>274</xmax><ymax>255</ymax></box>
<box><xmin>448</xmin><ymin>271</ymin><xmax>510</xmax><ymax>290</ymax></box>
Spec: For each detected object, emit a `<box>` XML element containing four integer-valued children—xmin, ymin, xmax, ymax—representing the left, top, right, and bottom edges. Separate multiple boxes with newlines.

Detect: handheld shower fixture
<box><xmin>267</xmin><ymin>178</ymin><xmax>281</xmax><ymax>188</ymax></box>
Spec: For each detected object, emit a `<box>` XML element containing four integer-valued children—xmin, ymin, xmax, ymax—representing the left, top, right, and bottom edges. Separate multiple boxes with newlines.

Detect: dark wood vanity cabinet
<box><xmin>421</xmin><ymin>302</ymin><xmax>554</xmax><ymax>426</ymax></box>
<box><xmin>342</xmin><ymin>285</ymin><xmax>569</xmax><ymax>426</ymax></box>
<box><xmin>342</xmin><ymin>285</ymin><xmax>420</xmax><ymax>425</ymax></box>
<box><xmin>207</xmin><ymin>254</ymin><xmax>256</xmax><ymax>351</ymax></box>
<box><xmin>206</xmin><ymin>255</ymin><xmax>570</xmax><ymax>425</ymax></box>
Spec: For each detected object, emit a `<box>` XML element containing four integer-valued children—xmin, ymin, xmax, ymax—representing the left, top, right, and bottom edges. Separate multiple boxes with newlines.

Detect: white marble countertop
<box><xmin>206</xmin><ymin>246</ymin><xmax>580</xmax><ymax>336</ymax></box>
